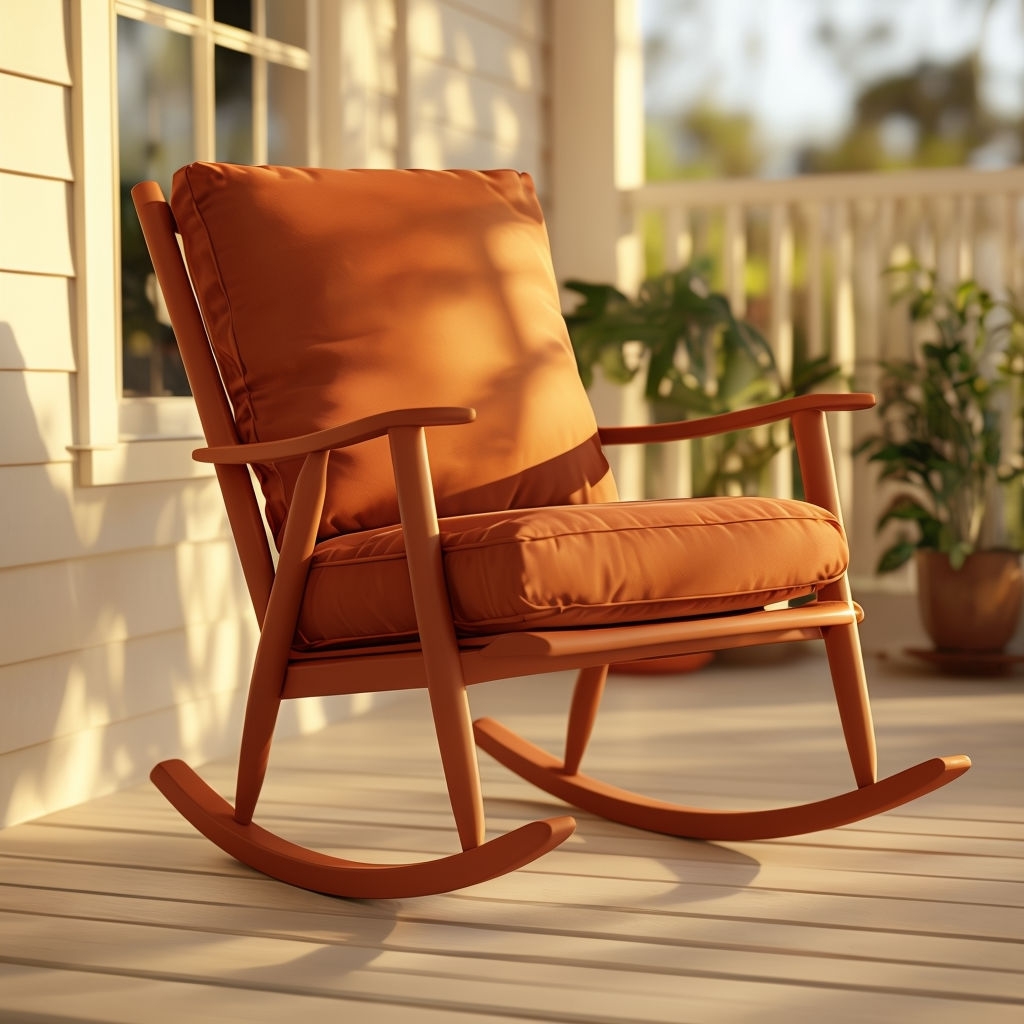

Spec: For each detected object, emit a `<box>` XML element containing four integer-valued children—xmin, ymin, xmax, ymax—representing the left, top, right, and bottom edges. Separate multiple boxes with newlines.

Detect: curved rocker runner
<box><xmin>473</xmin><ymin>718</ymin><xmax>971</xmax><ymax>842</ymax></box>
<box><xmin>152</xmin><ymin>761</ymin><xmax>575</xmax><ymax>900</ymax></box>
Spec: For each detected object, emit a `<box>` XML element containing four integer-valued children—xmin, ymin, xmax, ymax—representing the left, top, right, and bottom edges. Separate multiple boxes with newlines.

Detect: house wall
<box><xmin>0</xmin><ymin>1</ymin><xmax>265</xmax><ymax>828</ymax></box>
<box><xmin>404</xmin><ymin>0</ymin><xmax>548</xmax><ymax>183</ymax></box>
<box><xmin>320</xmin><ymin>0</ymin><xmax>547</xmax><ymax>179</ymax></box>
<box><xmin>0</xmin><ymin>0</ymin><xmax>557</xmax><ymax>827</ymax></box>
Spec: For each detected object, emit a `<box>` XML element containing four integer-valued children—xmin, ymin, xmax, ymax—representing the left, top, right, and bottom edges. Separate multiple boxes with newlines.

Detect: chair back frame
<box><xmin>133</xmin><ymin>181</ymin><xmax>274</xmax><ymax>623</ymax></box>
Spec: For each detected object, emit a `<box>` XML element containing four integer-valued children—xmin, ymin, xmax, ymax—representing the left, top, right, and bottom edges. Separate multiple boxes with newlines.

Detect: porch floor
<box><xmin>1</xmin><ymin>602</ymin><xmax>1021</xmax><ymax>1023</ymax></box>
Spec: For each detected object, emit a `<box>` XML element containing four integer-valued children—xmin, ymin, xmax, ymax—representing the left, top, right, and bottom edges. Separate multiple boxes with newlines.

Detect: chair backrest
<box><xmin>170</xmin><ymin>163</ymin><xmax>618</xmax><ymax>545</ymax></box>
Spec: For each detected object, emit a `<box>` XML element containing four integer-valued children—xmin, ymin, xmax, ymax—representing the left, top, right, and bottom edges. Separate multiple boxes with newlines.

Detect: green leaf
<box><xmin>947</xmin><ymin>541</ymin><xmax>974</xmax><ymax>571</ymax></box>
<box><xmin>876</xmin><ymin>494</ymin><xmax>935</xmax><ymax>530</ymax></box>
<box><xmin>876</xmin><ymin>541</ymin><xmax>916</xmax><ymax>574</ymax></box>
<box><xmin>598</xmin><ymin>344</ymin><xmax>636</xmax><ymax>385</ymax></box>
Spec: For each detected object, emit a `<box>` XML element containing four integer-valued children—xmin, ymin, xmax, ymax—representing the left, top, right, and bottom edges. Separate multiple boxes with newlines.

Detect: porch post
<box><xmin>549</xmin><ymin>0</ymin><xmax>646</xmax><ymax>498</ymax></box>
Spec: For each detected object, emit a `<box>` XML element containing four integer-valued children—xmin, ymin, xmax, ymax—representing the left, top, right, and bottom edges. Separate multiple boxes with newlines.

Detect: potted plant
<box><xmin>857</xmin><ymin>263</ymin><xmax>1024</xmax><ymax>657</ymax></box>
<box><xmin>565</xmin><ymin>260</ymin><xmax>840</xmax><ymax>497</ymax></box>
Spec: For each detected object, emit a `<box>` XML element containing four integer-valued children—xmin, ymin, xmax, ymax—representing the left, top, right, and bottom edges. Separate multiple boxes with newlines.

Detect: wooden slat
<box><xmin>0</xmin><ymin>464</ymin><xmax>231</xmax><ymax>570</ymax></box>
<box><xmin>0</xmin><ymin>618</ymin><xmax>254</xmax><ymax>752</ymax></box>
<box><xmin>408</xmin><ymin>119</ymin><xmax>545</xmax><ymax>187</ymax></box>
<box><xmin>407</xmin><ymin>0</ymin><xmax>547</xmax><ymax>92</ymax></box>
<box><xmin>0</xmin><ymin>271</ymin><xmax>75</xmax><ymax>371</ymax></box>
<box><xmin>407</xmin><ymin>53</ymin><xmax>543</xmax><ymax>149</ymax></box>
<box><xmin>0</xmin><ymin>72</ymin><xmax>71</xmax><ymax>179</ymax></box>
<box><xmin>0</xmin><ymin>370</ymin><xmax>74</xmax><ymax>465</ymax></box>
<box><xmin>0</xmin><ymin>963</ymin><xmax>500</xmax><ymax>1024</ymax></box>
<box><xmin>723</xmin><ymin>203</ymin><xmax>746</xmax><ymax>315</ymax></box>
<box><xmin>0</xmin><ymin>0</ymin><xmax>71</xmax><ymax>84</ymax></box>
<box><xmin>0</xmin><ymin>172</ymin><xmax>73</xmax><ymax>275</ymax></box>
<box><xmin>449</xmin><ymin>0</ymin><xmax>545</xmax><ymax>41</ymax></box>
<box><xmin>0</xmin><ymin>539</ymin><xmax>250</xmax><ymax>666</ymax></box>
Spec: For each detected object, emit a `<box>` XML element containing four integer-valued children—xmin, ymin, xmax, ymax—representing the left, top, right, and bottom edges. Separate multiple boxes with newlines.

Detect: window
<box><xmin>72</xmin><ymin>0</ymin><xmax>318</xmax><ymax>483</ymax></box>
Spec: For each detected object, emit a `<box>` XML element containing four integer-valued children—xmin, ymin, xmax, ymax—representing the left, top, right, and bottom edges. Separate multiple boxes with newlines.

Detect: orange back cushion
<box><xmin>171</xmin><ymin>163</ymin><xmax>617</xmax><ymax>543</ymax></box>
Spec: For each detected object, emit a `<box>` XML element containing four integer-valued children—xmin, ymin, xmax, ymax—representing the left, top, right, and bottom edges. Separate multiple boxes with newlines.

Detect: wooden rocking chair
<box><xmin>132</xmin><ymin>163</ymin><xmax>969</xmax><ymax>899</ymax></box>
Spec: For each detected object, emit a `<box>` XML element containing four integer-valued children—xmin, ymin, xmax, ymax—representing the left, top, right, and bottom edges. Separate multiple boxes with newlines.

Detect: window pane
<box><xmin>215</xmin><ymin>46</ymin><xmax>253</xmax><ymax>163</ymax></box>
<box><xmin>154</xmin><ymin>0</ymin><xmax>192</xmax><ymax>11</ymax></box>
<box><xmin>117</xmin><ymin>17</ymin><xmax>193</xmax><ymax>397</ymax></box>
<box><xmin>214</xmin><ymin>0</ymin><xmax>251</xmax><ymax>30</ymax></box>
<box><xmin>268</xmin><ymin>63</ymin><xmax>308</xmax><ymax>164</ymax></box>
<box><xmin>266</xmin><ymin>1</ymin><xmax>306</xmax><ymax>46</ymax></box>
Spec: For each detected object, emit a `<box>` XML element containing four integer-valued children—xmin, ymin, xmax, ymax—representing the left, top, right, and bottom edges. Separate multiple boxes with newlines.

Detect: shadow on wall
<box><xmin>402</xmin><ymin>3</ymin><xmax>544</xmax><ymax>176</ymax></box>
<box><xmin>0</xmin><ymin>320</ymin><xmax>367</xmax><ymax>829</ymax></box>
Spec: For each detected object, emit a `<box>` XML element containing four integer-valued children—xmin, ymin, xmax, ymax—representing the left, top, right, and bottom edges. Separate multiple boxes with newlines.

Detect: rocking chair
<box><xmin>132</xmin><ymin>163</ymin><xmax>969</xmax><ymax>899</ymax></box>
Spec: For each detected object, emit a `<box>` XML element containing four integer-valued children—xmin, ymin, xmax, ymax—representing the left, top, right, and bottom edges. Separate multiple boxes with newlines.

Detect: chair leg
<box><xmin>389</xmin><ymin>426</ymin><xmax>491</xmax><ymax>852</ymax></box>
<box><xmin>231</xmin><ymin>450</ymin><xmax>329</xmax><ymax>824</ymax></box>
<box><xmin>426</xmin><ymin>665</ymin><xmax>487</xmax><ymax>851</ymax></box>
<box><xmin>823</xmin><ymin>621</ymin><xmax>877</xmax><ymax>788</ymax></box>
<box><xmin>563</xmin><ymin>665</ymin><xmax>609</xmax><ymax>775</ymax></box>
<box><xmin>233</xmin><ymin>653</ymin><xmax>285</xmax><ymax>824</ymax></box>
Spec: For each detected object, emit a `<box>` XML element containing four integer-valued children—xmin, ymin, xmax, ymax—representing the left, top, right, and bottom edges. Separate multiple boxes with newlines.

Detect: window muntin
<box><xmin>114</xmin><ymin>0</ymin><xmax>314</xmax><ymax>421</ymax></box>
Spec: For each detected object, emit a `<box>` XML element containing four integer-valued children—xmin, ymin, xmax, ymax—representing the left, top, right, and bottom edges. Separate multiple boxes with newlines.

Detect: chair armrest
<box><xmin>193</xmin><ymin>406</ymin><xmax>476</xmax><ymax>464</ymax></box>
<box><xmin>598</xmin><ymin>393</ymin><xmax>875</xmax><ymax>446</ymax></box>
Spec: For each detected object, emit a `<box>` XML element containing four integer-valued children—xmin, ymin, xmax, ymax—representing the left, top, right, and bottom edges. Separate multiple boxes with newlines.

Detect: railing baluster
<box><xmin>769</xmin><ymin>203</ymin><xmax>794</xmax><ymax>498</ymax></box>
<box><xmin>724</xmin><ymin>203</ymin><xmax>746</xmax><ymax>316</ymax></box>
<box><xmin>804</xmin><ymin>202</ymin><xmax>825</xmax><ymax>361</ymax></box>
<box><xmin>1001</xmin><ymin>192</ymin><xmax>1021</xmax><ymax>293</ymax></box>
<box><xmin>664</xmin><ymin>204</ymin><xmax>682</xmax><ymax>272</ymax></box>
<box><xmin>956</xmin><ymin>194</ymin><xmax>974</xmax><ymax>281</ymax></box>
<box><xmin>1014</xmin><ymin>194</ymin><xmax>1023</xmax><ymax>293</ymax></box>
<box><xmin>831</xmin><ymin>200</ymin><xmax>856</xmax><ymax>519</ymax></box>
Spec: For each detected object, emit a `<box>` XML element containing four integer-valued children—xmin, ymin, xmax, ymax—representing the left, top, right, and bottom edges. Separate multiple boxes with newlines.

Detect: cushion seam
<box><xmin>182</xmin><ymin>165</ymin><xmax>262</xmax><ymax>444</ymax></box>
<box><xmin>444</xmin><ymin>513</ymin><xmax>840</xmax><ymax>552</ymax></box>
<box><xmin>308</xmin><ymin>510</ymin><xmax>843</xmax><ymax>567</ymax></box>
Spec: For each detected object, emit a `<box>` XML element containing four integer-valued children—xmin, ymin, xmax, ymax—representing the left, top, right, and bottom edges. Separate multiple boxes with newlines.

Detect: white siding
<box><xmin>0</xmin><ymin>0</ymin><xmax>71</xmax><ymax>86</ymax></box>
<box><xmin>0</xmin><ymin>0</ymin><xmax>556</xmax><ymax>828</ymax></box>
<box><xmin>0</xmin><ymin>73</ymin><xmax>73</xmax><ymax>179</ymax></box>
<box><xmin>323</xmin><ymin>0</ymin><xmax>549</xmax><ymax>178</ymax></box>
<box><xmin>320</xmin><ymin>0</ymin><xmax>401</xmax><ymax>168</ymax></box>
<box><xmin>0</xmin><ymin>0</ymin><xmax>263</xmax><ymax>827</ymax></box>
<box><xmin>404</xmin><ymin>0</ymin><xmax>548</xmax><ymax>185</ymax></box>
<box><xmin>0</xmin><ymin>272</ymin><xmax>75</xmax><ymax>371</ymax></box>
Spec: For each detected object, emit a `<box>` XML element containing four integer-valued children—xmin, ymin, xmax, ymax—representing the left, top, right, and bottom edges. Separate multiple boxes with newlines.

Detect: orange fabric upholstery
<box><xmin>296</xmin><ymin>496</ymin><xmax>848</xmax><ymax>648</ymax></box>
<box><xmin>171</xmin><ymin>163</ymin><xmax>617</xmax><ymax>544</ymax></box>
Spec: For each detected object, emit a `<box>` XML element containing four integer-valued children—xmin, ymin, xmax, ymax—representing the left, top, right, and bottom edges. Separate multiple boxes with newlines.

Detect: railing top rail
<box><xmin>628</xmin><ymin>165</ymin><xmax>1024</xmax><ymax>209</ymax></box>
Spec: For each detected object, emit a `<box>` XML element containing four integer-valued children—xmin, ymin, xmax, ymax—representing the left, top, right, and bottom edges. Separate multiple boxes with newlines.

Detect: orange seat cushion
<box><xmin>296</xmin><ymin>496</ymin><xmax>848</xmax><ymax>648</ymax></box>
<box><xmin>171</xmin><ymin>163</ymin><xmax>617</xmax><ymax>546</ymax></box>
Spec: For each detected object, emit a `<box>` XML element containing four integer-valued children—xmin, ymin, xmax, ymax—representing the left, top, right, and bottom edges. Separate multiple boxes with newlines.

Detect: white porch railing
<box><xmin>623</xmin><ymin>165</ymin><xmax>1024</xmax><ymax>585</ymax></box>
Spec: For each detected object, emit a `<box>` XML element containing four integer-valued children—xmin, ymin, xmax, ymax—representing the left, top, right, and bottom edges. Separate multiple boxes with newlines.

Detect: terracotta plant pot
<box><xmin>915</xmin><ymin>549</ymin><xmax>1023</xmax><ymax>653</ymax></box>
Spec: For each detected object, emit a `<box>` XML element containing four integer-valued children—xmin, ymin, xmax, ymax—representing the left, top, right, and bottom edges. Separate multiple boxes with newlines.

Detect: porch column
<box><xmin>549</xmin><ymin>0</ymin><xmax>646</xmax><ymax>498</ymax></box>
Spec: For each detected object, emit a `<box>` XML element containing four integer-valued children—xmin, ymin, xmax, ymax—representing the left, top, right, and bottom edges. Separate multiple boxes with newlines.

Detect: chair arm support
<box><xmin>597</xmin><ymin>393</ymin><xmax>875</xmax><ymax>446</ymax></box>
<box><xmin>193</xmin><ymin>406</ymin><xmax>476</xmax><ymax>464</ymax></box>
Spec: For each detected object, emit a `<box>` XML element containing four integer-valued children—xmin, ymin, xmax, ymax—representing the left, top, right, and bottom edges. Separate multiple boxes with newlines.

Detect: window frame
<box><xmin>71</xmin><ymin>0</ymin><xmax>319</xmax><ymax>485</ymax></box>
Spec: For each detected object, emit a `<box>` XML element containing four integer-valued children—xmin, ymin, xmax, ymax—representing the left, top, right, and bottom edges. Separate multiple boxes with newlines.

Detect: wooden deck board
<box><xmin>1</xmin><ymin>646</ymin><xmax>1021</xmax><ymax>1022</ymax></box>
